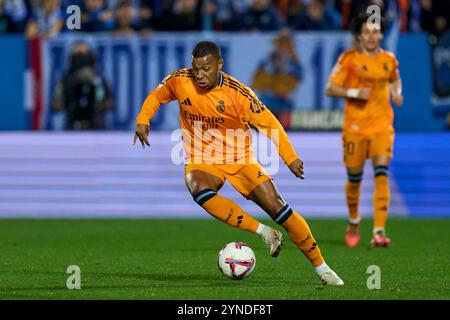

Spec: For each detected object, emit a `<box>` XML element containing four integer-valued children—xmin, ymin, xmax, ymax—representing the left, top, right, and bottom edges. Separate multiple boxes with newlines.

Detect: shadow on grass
<box><xmin>0</xmin><ymin>270</ymin><xmax>312</xmax><ymax>293</ymax></box>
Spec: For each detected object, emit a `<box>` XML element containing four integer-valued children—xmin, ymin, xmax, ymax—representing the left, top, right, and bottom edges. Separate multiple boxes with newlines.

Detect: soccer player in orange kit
<box><xmin>134</xmin><ymin>41</ymin><xmax>343</xmax><ymax>285</ymax></box>
<box><xmin>326</xmin><ymin>13</ymin><xmax>404</xmax><ymax>248</ymax></box>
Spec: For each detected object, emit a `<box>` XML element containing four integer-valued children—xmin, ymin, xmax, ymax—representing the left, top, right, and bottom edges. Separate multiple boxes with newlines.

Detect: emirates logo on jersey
<box><xmin>217</xmin><ymin>100</ymin><xmax>225</xmax><ymax>113</ymax></box>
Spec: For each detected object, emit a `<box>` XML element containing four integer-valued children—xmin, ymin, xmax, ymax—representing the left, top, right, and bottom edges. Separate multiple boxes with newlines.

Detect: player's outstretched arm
<box><xmin>243</xmin><ymin>97</ymin><xmax>304</xmax><ymax>179</ymax></box>
<box><xmin>133</xmin><ymin>75</ymin><xmax>177</xmax><ymax>149</ymax></box>
<box><xmin>261</xmin><ymin>112</ymin><xmax>304</xmax><ymax>179</ymax></box>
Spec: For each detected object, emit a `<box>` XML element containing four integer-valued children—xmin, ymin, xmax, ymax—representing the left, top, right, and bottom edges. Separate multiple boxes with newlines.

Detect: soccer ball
<box><xmin>217</xmin><ymin>242</ymin><xmax>256</xmax><ymax>280</ymax></box>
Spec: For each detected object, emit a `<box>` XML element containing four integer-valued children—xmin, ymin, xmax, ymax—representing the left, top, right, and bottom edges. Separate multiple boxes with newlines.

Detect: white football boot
<box><xmin>259</xmin><ymin>226</ymin><xmax>284</xmax><ymax>257</ymax></box>
<box><xmin>315</xmin><ymin>266</ymin><xmax>344</xmax><ymax>286</ymax></box>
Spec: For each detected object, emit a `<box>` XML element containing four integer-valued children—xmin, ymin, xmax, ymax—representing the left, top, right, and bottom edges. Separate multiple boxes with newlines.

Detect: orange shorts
<box><xmin>184</xmin><ymin>160</ymin><xmax>272</xmax><ymax>198</ymax></box>
<box><xmin>342</xmin><ymin>128</ymin><xmax>395</xmax><ymax>167</ymax></box>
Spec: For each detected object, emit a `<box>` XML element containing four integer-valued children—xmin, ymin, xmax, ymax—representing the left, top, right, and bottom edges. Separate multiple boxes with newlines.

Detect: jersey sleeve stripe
<box><xmin>166</xmin><ymin>70</ymin><xmax>194</xmax><ymax>81</ymax></box>
<box><xmin>226</xmin><ymin>83</ymin><xmax>253</xmax><ymax>102</ymax></box>
<box><xmin>227</xmin><ymin>78</ymin><xmax>252</xmax><ymax>95</ymax></box>
<box><xmin>167</xmin><ymin>69</ymin><xmax>194</xmax><ymax>77</ymax></box>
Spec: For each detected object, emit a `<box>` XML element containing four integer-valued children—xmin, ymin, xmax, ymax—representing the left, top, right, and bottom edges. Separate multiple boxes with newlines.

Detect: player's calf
<box><xmin>372</xmin><ymin>166</ymin><xmax>391</xmax><ymax>247</ymax></box>
<box><xmin>272</xmin><ymin>204</ymin><xmax>324</xmax><ymax>265</ymax></box>
<box><xmin>192</xmin><ymin>188</ymin><xmax>262</xmax><ymax>234</ymax></box>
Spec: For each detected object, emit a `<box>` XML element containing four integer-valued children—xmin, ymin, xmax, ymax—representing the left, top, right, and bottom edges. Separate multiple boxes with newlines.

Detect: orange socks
<box><xmin>346</xmin><ymin>172</ymin><xmax>363</xmax><ymax>224</ymax></box>
<box><xmin>345</xmin><ymin>167</ymin><xmax>390</xmax><ymax>233</ymax></box>
<box><xmin>194</xmin><ymin>189</ymin><xmax>260</xmax><ymax>233</ymax></box>
<box><xmin>275</xmin><ymin>205</ymin><xmax>324</xmax><ymax>267</ymax></box>
<box><xmin>373</xmin><ymin>167</ymin><xmax>390</xmax><ymax>232</ymax></box>
<box><xmin>346</xmin><ymin>181</ymin><xmax>362</xmax><ymax>223</ymax></box>
<box><xmin>194</xmin><ymin>189</ymin><xmax>325</xmax><ymax>268</ymax></box>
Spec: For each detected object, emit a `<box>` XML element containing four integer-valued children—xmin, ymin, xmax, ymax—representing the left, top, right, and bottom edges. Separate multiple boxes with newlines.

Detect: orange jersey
<box><xmin>136</xmin><ymin>69</ymin><xmax>299</xmax><ymax>165</ymax></box>
<box><xmin>329</xmin><ymin>48</ymin><xmax>400</xmax><ymax>135</ymax></box>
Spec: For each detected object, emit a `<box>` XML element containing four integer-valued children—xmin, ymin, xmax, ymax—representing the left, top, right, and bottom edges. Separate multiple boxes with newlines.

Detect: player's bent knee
<box><xmin>374</xmin><ymin>166</ymin><xmax>389</xmax><ymax>177</ymax></box>
<box><xmin>192</xmin><ymin>188</ymin><xmax>217</xmax><ymax>206</ymax></box>
<box><xmin>272</xmin><ymin>204</ymin><xmax>293</xmax><ymax>225</ymax></box>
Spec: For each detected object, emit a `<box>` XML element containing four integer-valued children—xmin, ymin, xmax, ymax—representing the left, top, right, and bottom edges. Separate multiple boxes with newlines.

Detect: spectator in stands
<box><xmin>276</xmin><ymin>0</ymin><xmax>303</xmax><ymax>26</ymax></box>
<box><xmin>25</xmin><ymin>0</ymin><xmax>64</xmax><ymax>39</ymax></box>
<box><xmin>3</xmin><ymin>0</ymin><xmax>30</xmax><ymax>32</ymax></box>
<box><xmin>403</xmin><ymin>0</ymin><xmax>449</xmax><ymax>35</ymax></box>
<box><xmin>205</xmin><ymin>0</ymin><xmax>253</xmax><ymax>31</ymax></box>
<box><xmin>149</xmin><ymin>0</ymin><xmax>174</xmax><ymax>30</ymax></box>
<box><xmin>251</xmin><ymin>28</ymin><xmax>303</xmax><ymax>118</ymax></box>
<box><xmin>106</xmin><ymin>0</ymin><xmax>154</xmax><ymax>32</ymax></box>
<box><xmin>137</xmin><ymin>0</ymin><xmax>155</xmax><ymax>31</ymax></box>
<box><xmin>431</xmin><ymin>0</ymin><xmax>450</xmax><ymax>36</ymax></box>
<box><xmin>335</xmin><ymin>0</ymin><xmax>375</xmax><ymax>30</ymax></box>
<box><xmin>0</xmin><ymin>0</ymin><xmax>13</xmax><ymax>33</ymax></box>
<box><xmin>414</xmin><ymin>0</ymin><xmax>433</xmax><ymax>32</ymax></box>
<box><xmin>52</xmin><ymin>41</ymin><xmax>114</xmax><ymax>130</ymax></box>
<box><xmin>59</xmin><ymin>0</ymin><xmax>83</xmax><ymax>11</ymax></box>
<box><xmin>291</xmin><ymin>0</ymin><xmax>340</xmax><ymax>31</ymax></box>
<box><xmin>238</xmin><ymin>0</ymin><xmax>282</xmax><ymax>31</ymax></box>
<box><xmin>81</xmin><ymin>0</ymin><xmax>115</xmax><ymax>32</ymax></box>
<box><xmin>205</xmin><ymin>0</ymin><xmax>236</xmax><ymax>31</ymax></box>
<box><xmin>161</xmin><ymin>0</ymin><xmax>202</xmax><ymax>31</ymax></box>
<box><xmin>111</xmin><ymin>0</ymin><xmax>139</xmax><ymax>36</ymax></box>
<box><xmin>336</xmin><ymin>0</ymin><xmax>410</xmax><ymax>32</ymax></box>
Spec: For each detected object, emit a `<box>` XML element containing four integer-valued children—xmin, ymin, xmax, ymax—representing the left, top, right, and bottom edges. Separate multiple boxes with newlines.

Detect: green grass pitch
<box><xmin>0</xmin><ymin>218</ymin><xmax>449</xmax><ymax>300</ymax></box>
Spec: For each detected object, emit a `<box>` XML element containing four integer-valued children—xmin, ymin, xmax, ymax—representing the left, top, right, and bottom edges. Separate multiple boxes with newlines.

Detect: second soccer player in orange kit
<box><xmin>326</xmin><ymin>13</ymin><xmax>404</xmax><ymax>248</ymax></box>
<box><xmin>134</xmin><ymin>41</ymin><xmax>343</xmax><ymax>285</ymax></box>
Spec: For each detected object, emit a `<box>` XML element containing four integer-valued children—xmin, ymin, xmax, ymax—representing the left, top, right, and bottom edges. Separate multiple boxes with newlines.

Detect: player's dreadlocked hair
<box><xmin>350</xmin><ymin>12</ymin><xmax>386</xmax><ymax>37</ymax></box>
<box><xmin>192</xmin><ymin>41</ymin><xmax>222</xmax><ymax>60</ymax></box>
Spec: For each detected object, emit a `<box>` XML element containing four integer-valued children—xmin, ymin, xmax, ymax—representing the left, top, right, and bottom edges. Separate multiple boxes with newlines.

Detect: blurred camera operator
<box><xmin>52</xmin><ymin>41</ymin><xmax>114</xmax><ymax>130</ymax></box>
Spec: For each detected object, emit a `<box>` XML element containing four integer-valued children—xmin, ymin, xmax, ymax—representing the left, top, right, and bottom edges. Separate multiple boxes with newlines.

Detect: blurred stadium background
<box><xmin>0</xmin><ymin>0</ymin><xmax>449</xmax><ymax>220</ymax></box>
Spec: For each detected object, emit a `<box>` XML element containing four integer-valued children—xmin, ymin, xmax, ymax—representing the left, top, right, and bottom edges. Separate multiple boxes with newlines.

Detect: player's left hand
<box><xmin>392</xmin><ymin>93</ymin><xmax>404</xmax><ymax>106</ymax></box>
<box><xmin>288</xmin><ymin>158</ymin><xmax>304</xmax><ymax>179</ymax></box>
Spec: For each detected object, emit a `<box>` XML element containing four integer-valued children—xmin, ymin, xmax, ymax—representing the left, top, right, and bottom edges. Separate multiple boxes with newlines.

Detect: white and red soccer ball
<box><xmin>217</xmin><ymin>242</ymin><xmax>256</xmax><ymax>280</ymax></box>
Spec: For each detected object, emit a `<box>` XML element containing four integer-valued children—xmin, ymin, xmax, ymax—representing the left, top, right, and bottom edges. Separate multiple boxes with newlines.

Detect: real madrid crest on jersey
<box><xmin>217</xmin><ymin>100</ymin><xmax>225</xmax><ymax>113</ymax></box>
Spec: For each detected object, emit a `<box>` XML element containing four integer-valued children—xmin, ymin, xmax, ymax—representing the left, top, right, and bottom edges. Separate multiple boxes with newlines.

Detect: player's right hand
<box><xmin>357</xmin><ymin>88</ymin><xmax>372</xmax><ymax>100</ymax></box>
<box><xmin>392</xmin><ymin>93</ymin><xmax>404</xmax><ymax>106</ymax></box>
<box><xmin>133</xmin><ymin>124</ymin><xmax>150</xmax><ymax>149</ymax></box>
<box><xmin>288</xmin><ymin>158</ymin><xmax>304</xmax><ymax>180</ymax></box>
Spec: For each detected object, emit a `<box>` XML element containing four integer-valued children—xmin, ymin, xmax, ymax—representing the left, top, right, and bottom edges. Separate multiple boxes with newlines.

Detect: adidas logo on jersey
<box><xmin>250</xmin><ymin>98</ymin><xmax>265</xmax><ymax>114</ymax></box>
<box><xmin>181</xmin><ymin>98</ymin><xmax>192</xmax><ymax>106</ymax></box>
